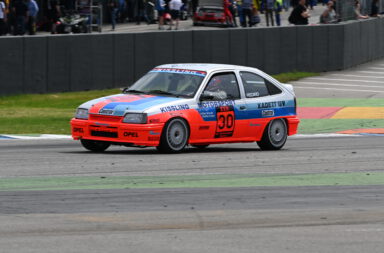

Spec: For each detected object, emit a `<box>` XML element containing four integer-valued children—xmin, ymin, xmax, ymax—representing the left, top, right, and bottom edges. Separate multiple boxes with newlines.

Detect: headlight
<box><xmin>75</xmin><ymin>108</ymin><xmax>89</xmax><ymax>120</ymax></box>
<box><xmin>122</xmin><ymin>113</ymin><xmax>147</xmax><ymax>124</ymax></box>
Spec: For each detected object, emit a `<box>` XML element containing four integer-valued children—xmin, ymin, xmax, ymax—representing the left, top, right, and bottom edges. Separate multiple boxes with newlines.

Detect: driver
<box><xmin>204</xmin><ymin>76</ymin><xmax>227</xmax><ymax>100</ymax></box>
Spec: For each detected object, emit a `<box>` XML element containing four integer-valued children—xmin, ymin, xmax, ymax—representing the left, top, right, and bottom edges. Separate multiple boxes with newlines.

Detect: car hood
<box><xmin>80</xmin><ymin>94</ymin><xmax>186</xmax><ymax>116</ymax></box>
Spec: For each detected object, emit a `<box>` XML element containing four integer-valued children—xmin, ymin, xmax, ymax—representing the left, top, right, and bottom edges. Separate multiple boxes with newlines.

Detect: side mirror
<box><xmin>199</xmin><ymin>92</ymin><xmax>214</xmax><ymax>101</ymax></box>
<box><xmin>120</xmin><ymin>87</ymin><xmax>129</xmax><ymax>93</ymax></box>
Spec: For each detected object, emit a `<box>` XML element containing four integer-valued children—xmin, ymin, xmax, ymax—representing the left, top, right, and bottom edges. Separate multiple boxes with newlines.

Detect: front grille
<box><xmin>89</xmin><ymin>114</ymin><xmax>122</xmax><ymax>122</ymax></box>
<box><xmin>91</xmin><ymin>130</ymin><xmax>118</xmax><ymax>138</ymax></box>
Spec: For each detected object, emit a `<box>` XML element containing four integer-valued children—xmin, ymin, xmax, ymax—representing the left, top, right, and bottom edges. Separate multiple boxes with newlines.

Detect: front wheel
<box><xmin>157</xmin><ymin>118</ymin><xmax>189</xmax><ymax>153</ymax></box>
<box><xmin>80</xmin><ymin>139</ymin><xmax>110</xmax><ymax>152</ymax></box>
<box><xmin>257</xmin><ymin>119</ymin><xmax>287</xmax><ymax>150</ymax></box>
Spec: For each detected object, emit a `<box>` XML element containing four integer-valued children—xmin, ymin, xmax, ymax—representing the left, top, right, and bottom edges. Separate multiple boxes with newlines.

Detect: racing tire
<box><xmin>257</xmin><ymin>118</ymin><xmax>287</xmax><ymax>150</ymax></box>
<box><xmin>80</xmin><ymin>139</ymin><xmax>111</xmax><ymax>152</ymax></box>
<box><xmin>157</xmin><ymin>118</ymin><xmax>189</xmax><ymax>153</ymax></box>
<box><xmin>191</xmin><ymin>144</ymin><xmax>209</xmax><ymax>149</ymax></box>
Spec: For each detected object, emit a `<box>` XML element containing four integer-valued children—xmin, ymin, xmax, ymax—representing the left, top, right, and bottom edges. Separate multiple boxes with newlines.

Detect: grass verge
<box><xmin>0</xmin><ymin>72</ymin><xmax>316</xmax><ymax>135</ymax></box>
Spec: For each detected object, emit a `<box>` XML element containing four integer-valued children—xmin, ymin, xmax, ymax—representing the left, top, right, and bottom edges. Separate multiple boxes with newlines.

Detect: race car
<box><xmin>193</xmin><ymin>6</ymin><xmax>227</xmax><ymax>27</ymax></box>
<box><xmin>193</xmin><ymin>0</ymin><xmax>229</xmax><ymax>27</ymax></box>
<box><xmin>70</xmin><ymin>64</ymin><xmax>300</xmax><ymax>153</ymax></box>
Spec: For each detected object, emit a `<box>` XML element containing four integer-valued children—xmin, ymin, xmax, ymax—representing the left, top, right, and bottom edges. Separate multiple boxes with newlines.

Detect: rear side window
<box><xmin>240</xmin><ymin>72</ymin><xmax>281</xmax><ymax>98</ymax></box>
<box><xmin>267</xmin><ymin>80</ymin><xmax>282</xmax><ymax>95</ymax></box>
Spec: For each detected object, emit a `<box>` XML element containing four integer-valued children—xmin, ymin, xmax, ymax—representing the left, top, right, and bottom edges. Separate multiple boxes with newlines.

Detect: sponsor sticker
<box><xmin>151</xmin><ymin>68</ymin><xmax>206</xmax><ymax>77</ymax></box>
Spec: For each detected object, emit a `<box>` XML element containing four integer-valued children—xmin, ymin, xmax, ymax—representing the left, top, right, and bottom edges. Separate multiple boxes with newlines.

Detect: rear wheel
<box><xmin>157</xmin><ymin>118</ymin><xmax>189</xmax><ymax>153</ymax></box>
<box><xmin>257</xmin><ymin>119</ymin><xmax>287</xmax><ymax>150</ymax></box>
<box><xmin>80</xmin><ymin>139</ymin><xmax>110</xmax><ymax>152</ymax></box>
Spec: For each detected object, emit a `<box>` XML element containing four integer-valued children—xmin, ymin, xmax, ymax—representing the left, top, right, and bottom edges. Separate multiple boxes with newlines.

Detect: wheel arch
<box><xmin>161</xmin><ymin>116</ymin><xmax>191</xmax><ymax>143</ymax></box>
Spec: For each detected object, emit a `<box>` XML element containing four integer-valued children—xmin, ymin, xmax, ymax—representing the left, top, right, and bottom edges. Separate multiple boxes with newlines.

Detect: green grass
<box><xmin>298</xmin><ymin>98</ymin><xmax>384</xmax><ymax>107</ymax></box>
<box><xmin>0</xmin><ymin>73</ymin><xmax>316</xmax><ymax>135</ymax></box>
<box><xmin>298</xmin><ymin>119</ymin><xmax>384</xmax><ymax>134</ymax></box>
<box><xmin>1</xmin><ymin>172</ymin><xmax>383</xmax><ymax>191</ymax></box>
<box><xmin>272</xmin><ymin>72</ymin><xmax>318</xmax><ymax>83</ymax></box>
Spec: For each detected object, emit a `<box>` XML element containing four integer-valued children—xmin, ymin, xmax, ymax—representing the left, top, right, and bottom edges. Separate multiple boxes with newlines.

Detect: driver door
<box><xmin>198</xmin><ymin>72</ymin><xmax>249</xmax><ymax>140</ymax></box>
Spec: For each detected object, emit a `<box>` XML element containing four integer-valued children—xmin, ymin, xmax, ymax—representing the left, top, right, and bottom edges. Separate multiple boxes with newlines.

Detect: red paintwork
<box><xmin>71</xmin><ymin>106</ymin><xmax>300</xmax><ymax>147</ymax></box>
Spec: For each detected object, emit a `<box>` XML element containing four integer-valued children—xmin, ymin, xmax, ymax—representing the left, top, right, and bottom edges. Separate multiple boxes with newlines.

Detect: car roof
<box><xmin>156</xmin><ymin>63</ymin><xmax>260</xmax><ymax>73</ymax></box>
<box><xmin>199</xmin><ymin>6</ymin><xmax>224</xmax><ymax>9</ymax></box>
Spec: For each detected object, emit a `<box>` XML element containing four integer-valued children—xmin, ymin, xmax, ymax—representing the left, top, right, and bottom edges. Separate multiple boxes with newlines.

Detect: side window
<box><xmin>203</xmin><ymin>72</ymin><xmax>240</xmax><ymax>100</ymax></box>
<box><xmin>266</xmin><ymin>80</ymin><xmax>283</xmax><ymax>95</ymax></box>
<box><xmin>240</xmin><ymin>72</ymin><xmax>281</xmax><ymax>98</ymax></box>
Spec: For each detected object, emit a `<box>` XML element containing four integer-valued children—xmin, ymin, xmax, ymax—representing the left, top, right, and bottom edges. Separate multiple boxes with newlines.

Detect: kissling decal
<box><xmin>160</xmin><ymin>104</ymin><xmax>190</xmax><ymax>113</ymax></box>
<box><xmin>151</xmin><ymin>68</ymin><xmax>206</xmax><ymax>76</ymax></box>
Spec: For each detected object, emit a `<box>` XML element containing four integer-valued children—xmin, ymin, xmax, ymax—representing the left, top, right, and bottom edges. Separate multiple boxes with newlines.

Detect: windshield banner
<box><xmin>151</xmin><ymin>68</ymin><xmax>207</xmax><ymax>77</ymax></box>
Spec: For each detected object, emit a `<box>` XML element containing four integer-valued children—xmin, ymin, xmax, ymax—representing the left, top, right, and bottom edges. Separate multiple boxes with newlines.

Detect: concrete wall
<box><xmin>1</xmin><ymin>18</ymin><xmax>384</xmax><ymax>96</ymax></box>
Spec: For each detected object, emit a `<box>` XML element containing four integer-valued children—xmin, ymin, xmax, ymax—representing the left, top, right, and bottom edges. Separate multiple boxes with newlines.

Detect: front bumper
<box><xmin>70</xmin><ymin>118</ymin><xmax>164</xmax><ymax>146</ymax></box>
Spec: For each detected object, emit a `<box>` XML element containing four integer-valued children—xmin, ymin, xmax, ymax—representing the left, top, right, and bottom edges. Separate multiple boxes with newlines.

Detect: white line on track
<box><xmin>290</xmin><ymin>134</ymin><xmax>362</xmax><ymax>138</ymax></box>
<box><xmin>330</xmin><ymin>74</ymin><xmax>384</xmax><ymax>79</ymax></box>
<box><xmin>302</xmin><ymin>78</ymin><xmax>384</xmax><ymax>84</ymax></box>
<box><xmin>356</xmin><ymin>71</ymin><xmax>384</xmax><ymax>75</ymax></box>
<box><xmin>293</xmin><ymin>86</ymin><xmax>384</xmax><ymax>93</ymax></box>
<box><xmin>293</xmin><ymin>81</ymin><xmax>384</xmax><ymax>89</ymax></box>
<box><xmin>0</xmin><ymin>134</ymin><xmax>72</xmax><ymax>140</ymax></box>
<box><xmin>366</xmin><ymin>67</ymin><xmax>384</xmax><ymax>70</ymax></box>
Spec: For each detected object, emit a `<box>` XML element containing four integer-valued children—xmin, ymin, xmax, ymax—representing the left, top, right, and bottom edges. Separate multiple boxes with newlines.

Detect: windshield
<box><xmin>125</xmin><ymin>68</ymin><xmax>206</xmax><ymax>98</ymax></box>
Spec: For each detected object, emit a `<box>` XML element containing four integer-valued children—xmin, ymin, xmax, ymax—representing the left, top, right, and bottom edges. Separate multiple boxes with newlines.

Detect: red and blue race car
<box><xmin>71</xmin><ymin>64</ymin><xmax>300</xmax><ymax>153</ymax></box>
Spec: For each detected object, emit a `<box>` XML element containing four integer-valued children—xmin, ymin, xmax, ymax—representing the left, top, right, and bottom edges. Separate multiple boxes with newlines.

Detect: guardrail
<box><xmin>0</xmin><ymin>18</ymin><xmax>383</xmax><ymax>96</ymax></box>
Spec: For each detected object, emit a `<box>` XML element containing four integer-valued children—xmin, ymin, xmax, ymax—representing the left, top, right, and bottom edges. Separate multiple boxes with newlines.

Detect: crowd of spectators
<box><xmin>0</xmin><ymin>0</ymin><xmax>39</xmax><ymax>35</ymax></box>
<box><xmin>0</xmin><ymin>0</ymin><xmax>382</xmax><ymax>36</ymax></box>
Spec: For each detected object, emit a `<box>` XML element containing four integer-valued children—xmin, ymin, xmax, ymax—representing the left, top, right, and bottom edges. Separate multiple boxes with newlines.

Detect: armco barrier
<box><xmin>1</xmin><ymin>18</ymin><xmax>384</xmax><ymax>96</ymax></box>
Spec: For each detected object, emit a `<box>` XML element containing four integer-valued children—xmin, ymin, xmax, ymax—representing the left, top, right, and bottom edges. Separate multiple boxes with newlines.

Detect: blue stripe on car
<box><xmin>101</xmin><ymin>96</ymin><xmax>181</xmax><ymax>116</ymax></box>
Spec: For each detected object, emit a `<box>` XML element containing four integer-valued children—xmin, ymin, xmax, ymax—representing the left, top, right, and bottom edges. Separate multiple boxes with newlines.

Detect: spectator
<box><xmin>275</xmin><ymin>0</ymin><xmax>283</xmax><ymax>26</ymax></box>
<box><xmin>109</xmin><ymin>0</ymin><xmax>119</xmax><ymax>30</ymax></box>
<box><xmin>0</xmin><ymin>0</ymin><xmax>6</xmax><ymax>35</ymax></box>
<box><xmin>26</xmin><ymin>0</ymin><xmax>38</xmax><ymax>35</ymax></box>
<box><xmin>354</xmin><ymin>0</ymin><xmax>368</xmax><ymax>19</ymax></box>
<box><xmin>48</xmin><ymin>0</ymin><xmax>61</xmax><ymax>34</ymax></box>
<box><xmin>236</xmin><ymin>0</ymin><xmax>244</xmax><ymax>25</ymax></box>
<box><xmin>263</xmin><ymin>0</ymin><xmax>275</xmax><ymax>26</ymax></box>
<box><xmin>306</xmin><ymin>0</ymin><xmax>314</xmax><ymax>10</ymax></box>
<box><xmin>224</xmin><ymin>0</ymin><xmax>235</xmax><ymax>27</ymax></box>
<box><xmin>319</xmin><ymin>0</ymin><xmax>337</xmax><ymax>23</ymax></box>
<box><xmin>13</xmin><ymin>0</ymin><xmax>28</xmax><ymax>35</ymax></box>
<box><xmin>370</xmin><ymin>0</ymin><xmax>379</xmax><ymax>17</ymax></box>
<box><xmin>241</xmin><ymin>0</ymin><xmax>254</xmax><ymax>27</ymax></box>
<box><xmin>168</xmin><ymin>0</ymin><xmax>182</xmax><ymax>29</ymax></box>
<box><xmin>282</xmin><ymin>0</ymin><xmax>289</xmax><ymax>10</ymax></box>
<box><xmin>288</xmin><ymin>0</ymin><xmax>309</xmax><ymax>25</ymax></box>
<box><xmin>155</xmin><ymin>0</ymin><xmax>165</xmax><ymax>29</ymax></box>
<box><xmin>118</xmin><ymin>0</ymin><xmax>126</xmax><ymax>22</ymax></box>
<box><xmin>331</xmin><ymin>0</ymin><xmax>340</xmax><ymax>21</ymax></box>
<box><xmin>291</xmin><ymin>0</ymin><xmax>299</xmax><ymax>8</ymax></box>
<box><xmin>228</xmin><ymin>0</ymin><xmax>237</xmax><ymax>27</ymax></box>
<box><xmin>133</xmin><ymin>0</ymin><xmax>144</xmax><ymax>24</ymax></box>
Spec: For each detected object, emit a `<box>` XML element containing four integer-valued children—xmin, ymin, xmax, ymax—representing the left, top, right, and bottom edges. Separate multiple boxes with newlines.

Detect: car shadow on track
<box><xmin>61</xmin><ymin>146</ymin><xmax>268</xmax><ymax>155</ymax></box>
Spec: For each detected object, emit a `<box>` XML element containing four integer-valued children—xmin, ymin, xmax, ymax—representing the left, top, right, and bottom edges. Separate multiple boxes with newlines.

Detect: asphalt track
<box><xmin>1</xmin><ymin>136</ymin><xmax>384</xmax><ymax>252</ymax></box>
<box><xmin>1</xmin><ymin>59</ymin><xmax>384</xmax><ymax>252</ymax></box>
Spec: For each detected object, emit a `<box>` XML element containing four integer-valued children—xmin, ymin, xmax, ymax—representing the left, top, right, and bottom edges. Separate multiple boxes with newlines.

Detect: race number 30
<box><xmin>215</xmin><ymin>106</ymin><xmax>235</xmax><ymax>138</ymax></box>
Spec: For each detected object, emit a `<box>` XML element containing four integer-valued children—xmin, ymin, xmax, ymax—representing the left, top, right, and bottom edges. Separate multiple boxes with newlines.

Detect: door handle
<box><xmin>240</xmin><ymin>105</ymin><xmax>246</xmax><ymax>110</ymax></box>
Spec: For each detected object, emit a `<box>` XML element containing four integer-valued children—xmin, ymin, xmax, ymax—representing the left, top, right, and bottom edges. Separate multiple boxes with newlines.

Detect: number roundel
<box><xmin>215</xmin><ymin>106</ymin><xmax>235</xmax><ymax>138</ymax></box>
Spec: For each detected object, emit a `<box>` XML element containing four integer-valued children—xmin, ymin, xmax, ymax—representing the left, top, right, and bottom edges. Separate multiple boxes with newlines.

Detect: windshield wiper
<box><xmin>124</xmin><ymin>89</ymin><xmax>147</xmax><ymax>94</ymax></box>
<box><xmin>147</xmin><ymin>90</ymin><xmax>178</xmax><ymax>96</ymax></box>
